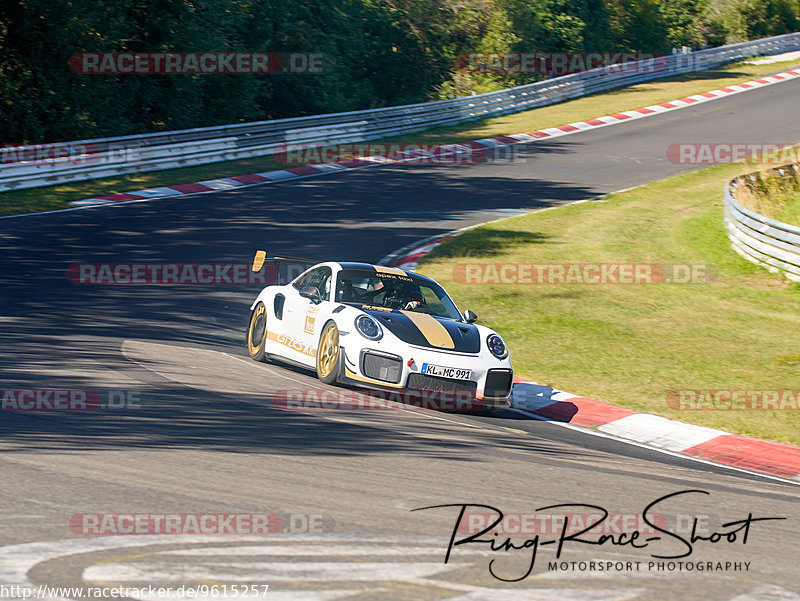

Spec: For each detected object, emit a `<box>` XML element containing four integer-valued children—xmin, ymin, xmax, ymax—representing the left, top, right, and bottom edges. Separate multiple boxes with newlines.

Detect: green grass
<box><xmin>2</xmin><ymin>58</ymin><xmax>799</xmax><ymax>217</ymax></box>
<box><xmin>733</xmin><ymin>159</ymin><xmax>800</xmax><ymax>226</ymax></box>
<box><xmin>776</xmin><ymin>189</ymin><xmax>800</xmax><ymax>226</ymax></box>
<box><xmin>417</xmin><ymin>161</ymin><xmax>800</xmax><ymax>446</ymax></box>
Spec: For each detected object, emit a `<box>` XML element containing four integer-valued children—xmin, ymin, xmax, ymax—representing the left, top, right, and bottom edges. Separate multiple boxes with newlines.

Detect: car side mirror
<box><xmin>299</xmin><ymin>285</ymin><xmax>322</xmax><ymax>304</ymax></box>
<box><xmin>464</xmin><ymin>309</ymin><xmax>478</xmax><ymax>323</ymax></box>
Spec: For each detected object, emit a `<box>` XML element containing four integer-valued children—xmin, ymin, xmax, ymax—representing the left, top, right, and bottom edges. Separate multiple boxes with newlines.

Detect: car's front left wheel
<box><xmin>247</xmin><ymin>302</ymin><xmax>268</xmax><ymax>362</ymax></box>
<box><xmin>316</xmin><ymin>322</ymin><xmax>341</xmax><ymax>384</ymax></box>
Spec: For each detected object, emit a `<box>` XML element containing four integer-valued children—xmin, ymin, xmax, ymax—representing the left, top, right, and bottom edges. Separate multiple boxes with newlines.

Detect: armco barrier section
<box><xmin>724</xmin><ymin>164</ymin><xmax>800</xmax><ymax>282</ymax></box>
<box><xmin>3</xmin><ymin>32</ymin><xmax>800</xmax><ymax>191</ymax></box>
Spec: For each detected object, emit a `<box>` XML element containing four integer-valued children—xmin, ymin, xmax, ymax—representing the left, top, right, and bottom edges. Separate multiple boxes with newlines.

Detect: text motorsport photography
<box><xmin>414</xmin><ymin>490</ymin><xmax>785</xmax><ymax>581</ymax></box>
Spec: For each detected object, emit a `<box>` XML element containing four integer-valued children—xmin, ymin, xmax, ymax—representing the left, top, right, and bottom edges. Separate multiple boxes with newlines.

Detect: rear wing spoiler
<box><xmin>252</xmin><ymin>250</ymin><xmax>320</xmax><ymax>285</ymax></box>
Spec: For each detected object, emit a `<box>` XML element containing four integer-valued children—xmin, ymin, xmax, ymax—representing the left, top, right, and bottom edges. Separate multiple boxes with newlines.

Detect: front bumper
<box><xmin>339</xmin><ymin>342</ymin><xmax>513</xmax><ymax>409</ymax></box>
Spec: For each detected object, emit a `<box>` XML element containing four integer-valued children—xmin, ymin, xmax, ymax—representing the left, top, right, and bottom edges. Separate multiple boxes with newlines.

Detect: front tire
<box><xmin>316</xmin><ymin>322</ymin><xmax>341</xmax><ymax>384</ymax></box>
<box><xmin>247</xmin><ymin>302</ymin><xmax>268</xmax><ymax>362</ymax></box>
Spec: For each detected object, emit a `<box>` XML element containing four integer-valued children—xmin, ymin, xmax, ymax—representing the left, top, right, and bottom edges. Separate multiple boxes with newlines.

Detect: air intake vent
<box><xmin>407</xmin><ymin>374</ymin><xmax>477</xmax><ymax>394</ymax></box>
<box><xmin>362</xmin><ymin>351</ymin><xmax>403</xmax><ymax>383</ymax></box>
<box><xmin>485</xmin><ymin>369</ymin><xmax>513</xmax><ymax>398</ymax></box>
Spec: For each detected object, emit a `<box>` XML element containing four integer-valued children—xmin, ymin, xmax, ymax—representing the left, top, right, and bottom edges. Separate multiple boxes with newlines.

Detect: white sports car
<box><xmin>246</xmin><ymin>257</ymin><xmax>514</xmax><ymax>409</ymax></box>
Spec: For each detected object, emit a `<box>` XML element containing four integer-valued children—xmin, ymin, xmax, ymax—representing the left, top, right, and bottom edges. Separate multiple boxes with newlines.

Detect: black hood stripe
<box><xmin>362</xmin><ymin>309</ymin><xmax>481</xmax><ymax>353</ymax></box>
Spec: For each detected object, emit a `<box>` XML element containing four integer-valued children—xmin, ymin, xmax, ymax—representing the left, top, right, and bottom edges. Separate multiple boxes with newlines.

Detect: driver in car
<box><xmin>383</xmin><ymin>282</ymin><xmax>424</xmax><ymax>311</ymax></box>
<box><xmin>401</xmin><ymin>285</ymin><xmax>424</xmax><ymax>311</ymax></box>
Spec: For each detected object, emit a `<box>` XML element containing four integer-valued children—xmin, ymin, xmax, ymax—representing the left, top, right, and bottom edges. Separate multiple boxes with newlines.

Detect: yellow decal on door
<box><xmin>267</xmin><ymin>330</ymin><xmax>316</xmax><ymax>357</ymax></box>
<box><xmin>304</xmin><ymin>305</ymin><xmax>319</xmax><ymax>335</ymax></box>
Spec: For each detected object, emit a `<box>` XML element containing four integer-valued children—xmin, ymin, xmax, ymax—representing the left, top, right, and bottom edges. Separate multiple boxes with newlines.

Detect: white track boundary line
<box><xmin>509</xmin><ymin>406</ymin><xmax>800</xmax><ymax>487</ymax></box>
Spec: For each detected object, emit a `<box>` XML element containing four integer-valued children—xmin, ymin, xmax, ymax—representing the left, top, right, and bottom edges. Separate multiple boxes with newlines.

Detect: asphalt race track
<box><xmin>1</xmin><ymin>73</ymin><xmax>800</xmax><ymax>600</ymax></box>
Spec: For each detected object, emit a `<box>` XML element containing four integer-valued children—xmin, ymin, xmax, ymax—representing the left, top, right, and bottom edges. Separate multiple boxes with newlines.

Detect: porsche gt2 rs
<box><xmin>247</xmin><ymin>260</ymin><xmax>514</xmax><ymax>408</ymax></box>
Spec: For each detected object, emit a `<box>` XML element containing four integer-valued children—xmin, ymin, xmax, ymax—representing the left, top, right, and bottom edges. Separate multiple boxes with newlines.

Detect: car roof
<box><xmin>335</xmin><ymin>262</ymin><xmax>435</xmax><ymax>283</ymax></box>
<box><xmin>336</xmin><ymin>261</ymin><xmax>382</xmax><ymax>271</ymax></box>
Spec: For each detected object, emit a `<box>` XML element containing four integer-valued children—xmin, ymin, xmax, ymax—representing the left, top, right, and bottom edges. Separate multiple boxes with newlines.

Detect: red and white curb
<box><xmin>70</xmin><ymin>68</ymin><xmax>800</xmax><ymax>208</ymax></box>
<box><xmin>379</xmin><ymin>232</ymin><xmax>461</xmax><ymax>272</ymax></box>
<box><xmin>380</xmin><ymin>232</ymin><xmax>800</xmax><ymax>484</ymax></box>
<box><xmin>510</xmin><ymin>379</ymin><xmax>800</xmax><ymax>482</ymax></box>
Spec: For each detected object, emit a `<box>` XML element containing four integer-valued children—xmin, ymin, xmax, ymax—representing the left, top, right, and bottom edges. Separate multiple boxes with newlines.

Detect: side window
<box><xmin>293</xmin><ymin>267</ymin><xmax>332</xmax><ymax>301</ymax></box>
<box><xmin>421</xmin><ymin>287</ymin><xmax>447</xmax><ymax>315</ymax></box>
<box><xmin>308</xmin><ymin>267</ymin><xmax>332</xmax><ymax>301</ymax></box>
<box><xmin>292</xmin><ymin>269</ymin><xmax>314</xmax><ymax>291</ymax></box>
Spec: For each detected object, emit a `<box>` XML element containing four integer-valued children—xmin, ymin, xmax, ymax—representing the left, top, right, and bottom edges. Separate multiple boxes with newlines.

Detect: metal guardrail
<box><xmin>724</xmin><ymin>164</ymin><xmax>800</xmax><ymax>282</ymax></box>
<box><xmin>3</xmin><ymin>32</ymin><xmax>800</xmax><ymax>192</ymax></box>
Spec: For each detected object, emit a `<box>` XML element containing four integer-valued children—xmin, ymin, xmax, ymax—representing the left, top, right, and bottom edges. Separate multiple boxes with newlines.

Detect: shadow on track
<box><xmin>0</xmin><ymin>159</ymin><xmax>600</xmax><ymax>458</ymax></box>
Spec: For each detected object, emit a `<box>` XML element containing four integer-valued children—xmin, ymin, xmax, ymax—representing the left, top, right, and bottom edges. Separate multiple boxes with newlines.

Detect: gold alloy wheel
<box><xmin>248</xmin><ymin>303</ymin><xmax>267</xmax><ymax>360</ymax></box>
<box><xmin>317</xmin><ymin>323</ymin><xmax>340</xmax><ymax>380</ymax></box>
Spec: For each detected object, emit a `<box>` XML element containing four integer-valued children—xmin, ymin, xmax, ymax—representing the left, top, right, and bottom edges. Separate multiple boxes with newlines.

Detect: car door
<box><xmin>283</xmin><ymin>266</ymin><xmax>332</xmax><ymax>365</ymax></box>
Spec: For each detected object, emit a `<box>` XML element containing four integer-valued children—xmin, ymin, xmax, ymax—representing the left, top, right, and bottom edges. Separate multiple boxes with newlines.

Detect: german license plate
<box><xmin>421</xmin><ymin>363</ymin><xmax>472</xmax><ymax>380</ymax></box>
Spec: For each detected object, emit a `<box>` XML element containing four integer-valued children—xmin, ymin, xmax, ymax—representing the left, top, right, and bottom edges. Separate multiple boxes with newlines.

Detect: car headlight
<box><xmin>355</xmin><ymin>315</ymin><xmax>383</xmax><ymax>341</ymax></box>
<box><xmin>486</xmin><ymin>333</ymin><xmax>508</xmax><ymax>359</ymax></box>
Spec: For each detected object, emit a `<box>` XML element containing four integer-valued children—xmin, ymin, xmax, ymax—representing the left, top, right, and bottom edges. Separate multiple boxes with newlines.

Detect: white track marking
<box><xmin>400</xmin><ymin>576</ymin><xmax>645</xmax><ymax>600</ymax></box>
<box><xmin>509</xmin><ymin>407</ymin><xmax>800</xmax><ymax>487</ymax></box>
<box><xmin>158</xmin><ymin>544</ymin><xmax>491</xmax><ymax>557</ymax></box>
<box><xmin>0</xmin><ymin>535</ymin><xmax>788</xmax><ymax>601</ymax></box>
<box><xmin>0</xmin><ymin>535</ymin><xmax>447</xmax><ymax>582</ymax></box>
<box><xmin>597</xmin><ymin>414</ymin><xmax>727</xmax><ymax>452</ymax></box>
<box><xmin>591</xmin><ymin>116</ymin><xmax>624</xmax><ymax>125</ymax></box>
<box><xmin>83</xmin><ymin>543</ymin><xmax>648</xmax><ymax>601</ymax></box>
<box><xmin>0</xmin><ymin>536</ymin><xmax>241</xmax><ymax>587</ymax></box>
<box><xmin>129</xmin><ymin>187</ymin><xmax>179</xmax><ymax>198</ymax></box>
<box><xmin>307</xmin><ymin>163</ymin><xmax>348</xmax><ymax>172</ymax></box>
<box><xmin>23</xmin><ymin>499</ymin><xmax>92</xmax><ymax>511</ymax></box>
<box><xmin>195</xmin><ymin>179</ymin><xmax>243</xmax><ymax>190</ymax></box>
<box><xmin>255</xmin><ymin>170</ymin><xmax>295</xmax><ymax>180</ymax></box>
<box><xmin>0</xmin><ymin>535</ymin><xmax>440</xmax><ymax>601</ymax></box>
<box><xmin>565</xmin><ymin>121</ymin><xmax>598</xmax><ymax>131</ymax></box>
<box><xmin>239</xmin><ymin>594</ymin><xmax>351</xmax><ymax>601</ymax></box>
<box><xmin>122</xmin><ymin>339</ymin><xmax>324</xmax><ymax>394</ymax></box>
<box><xmin>130</xmin><ymin>591</ymin><xmax>346</xmax><ymax>601</ymax></box>
<box><xmin>728</xmin><ymin>586</ymin><xmax>800</xmax><ymax>600</ymax></box>
<box><xmin>84</xmin><ymin>561</ymin><xmax>460</xmax><ymax>583</ymax></box>
<box><xmin>442</xmin><ymin>590</ymin><xmax>644</xmax><ymax>601</ymax></box>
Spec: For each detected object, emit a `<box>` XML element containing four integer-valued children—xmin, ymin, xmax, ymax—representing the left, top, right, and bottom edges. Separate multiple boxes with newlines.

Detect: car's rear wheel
<box><xmin>316</xmin><ymin>322</ymin><xmax>340</xmax><ymax>384</ymax></box>
<box><xmin>247</xmin><ymin>302</ymin><xmax>268</xmax><ymax>362</ymax></box>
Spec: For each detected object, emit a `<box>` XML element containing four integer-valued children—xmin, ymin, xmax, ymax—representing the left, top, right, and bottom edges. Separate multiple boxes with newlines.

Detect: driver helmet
<box><xmin>403</xmin><ymin>283</ymin><xmax>424</xmax><ymax>306</ymax></box>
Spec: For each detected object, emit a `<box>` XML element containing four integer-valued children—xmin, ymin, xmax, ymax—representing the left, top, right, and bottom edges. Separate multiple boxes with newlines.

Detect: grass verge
<box><xmin>2</xmin><ymin>58</ymin><xmax>799</xmax><ymax>217</ymax></box>
<box><xmin>736</xmin><ymin>165</ymin><xmax>800</xmax><ymax>226</ymax></box>
<box><xmin>416</xmin><ymin>161</ymin><xmax>800</xmax><ymax>446</ymax></box>
<box><xmin>776</xmin><ymin>189</ymin><xmax>800</xmax><ymax>226</ymax></box>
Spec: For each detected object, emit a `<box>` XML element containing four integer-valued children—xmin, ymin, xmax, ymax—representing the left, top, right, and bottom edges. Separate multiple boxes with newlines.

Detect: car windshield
<box><xmin>335</xmin><ymin>269</ymin><xmax>462</xmax><ymax>320</ymax></box>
